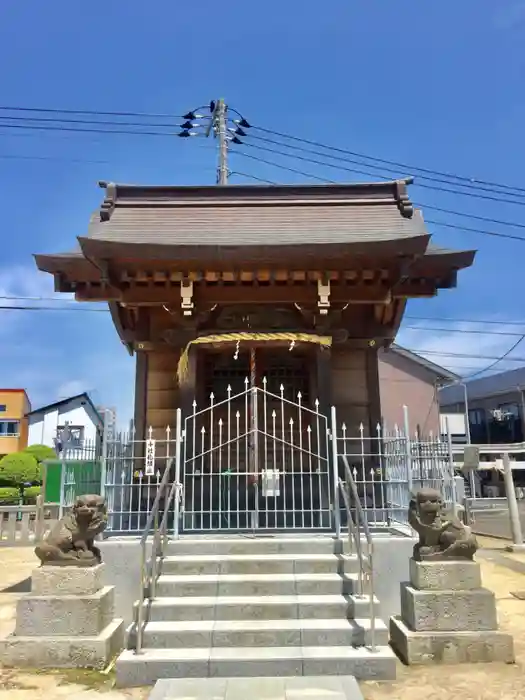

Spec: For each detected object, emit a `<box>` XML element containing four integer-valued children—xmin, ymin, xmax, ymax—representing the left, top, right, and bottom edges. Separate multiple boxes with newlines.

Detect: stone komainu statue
<box><xmin>35</xmin><ymin>494</ymin><xmax>108</xmax><ymax>566</ymax></box>
<box><xmin>408</xmin><ymin>487</ymin><xmax>478</xmax><ymax>561</ymax></box>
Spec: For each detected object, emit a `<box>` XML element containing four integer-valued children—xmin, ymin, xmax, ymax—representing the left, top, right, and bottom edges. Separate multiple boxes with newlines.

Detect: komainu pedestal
<box><xmin>390</xmin><ymin>488</ymin><xmax>514</xmax><ymax>665</ymax></box>
<box><xmin>0</xmin><ymin>563</ymin><xmax>124</xmax><ymax>669</ymax></box>
<box><xmin>0</xmin><ymin>495</ymin><xmax>123</xmax><ymax>668</ymax></box>
<box><xmin>390</xmin><ymin>559</ymin><xmax>515</xmax><ymax>665</ymax></box>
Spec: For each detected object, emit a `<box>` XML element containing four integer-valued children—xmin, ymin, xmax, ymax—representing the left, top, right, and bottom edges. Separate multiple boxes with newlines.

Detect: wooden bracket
<box><xmin>317</xmin><ymin>278</ymin><xmax>331</xmax><ymax>315</ymax></box>
<box><xmin>181</xmin><ymin>279</ymin><xmax>194</xmax><ymax>316</ymax></box>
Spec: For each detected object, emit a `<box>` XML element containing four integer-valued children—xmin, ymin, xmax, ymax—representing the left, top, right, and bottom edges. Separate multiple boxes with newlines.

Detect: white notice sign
<box><xmin>145</xmin><ymin>439</ymin><xmax>156</xmax><ymax>476</ymax></box>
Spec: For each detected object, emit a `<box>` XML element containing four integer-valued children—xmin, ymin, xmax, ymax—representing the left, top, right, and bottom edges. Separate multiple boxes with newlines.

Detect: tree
<box><xmin>24</xmin><ymin>444</ymin><xmax>57</xmax><ymax>464</ymax></box>
<box><xmin>0</xmin><ymin>486</ymin><xmax>19</xmax><ymax>505</ymax></box>
<box><xmin>0</xmin><ymin>452</ymin><xmax>40</xmax><ymax>490</ymax></box>
<box><xmin>22</xmin><ymin>485</ymin><xmax>41</xmax><ymax>504</ymax></box>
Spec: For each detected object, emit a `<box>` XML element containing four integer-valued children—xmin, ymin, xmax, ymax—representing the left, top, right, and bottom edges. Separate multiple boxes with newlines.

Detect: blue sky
<box><xmin>0</xmin><ymin>1</ymin><xmax>524</xmax><ymax>425</ymax></box>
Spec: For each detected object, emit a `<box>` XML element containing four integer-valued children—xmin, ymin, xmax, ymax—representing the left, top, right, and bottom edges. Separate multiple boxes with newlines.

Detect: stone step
<box><xmin>147</xmin><ymin>677</ymin><xmax>365</xmax><ymax>700</ymax></box>
<box><xmin>139</xmin><ymin>593</ymin><xmax>378</xmax><ymax>622</ymax></box>
<box><xmin>160</xmin><ymin>553</ymin><xmax>359</xmax><ymax>576</ymax></box>
<box><xmin>155</xmin><ymin>572</ymin><xmax>359</xmax><ymax>598</ymax></box>
<box><xmin>165</xmin><ymin>536</ymin><xmax>346</xmax><ymax>557</ymax></box>
<box><xmin>137</xmin><ymin>617</ymin><xmax>388</xmax><ymax>648</ymax></box>
<box><xmin>116</xmin><ymin>645</ymin><xmax>397</xmax><ymax>687</ymax></box>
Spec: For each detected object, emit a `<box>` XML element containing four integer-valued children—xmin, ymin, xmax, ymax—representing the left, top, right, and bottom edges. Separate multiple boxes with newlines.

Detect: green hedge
<box><xmin>22</xmin><ymin>485</ymin><xmax>41</xmax><ymax>504</ymax></box>
<box><xmin>0</xmin><ymin>452</ymin><xmax>40</xmax><ymax>488</ymax></box>
<box><xmin>0</xmin><ymin>486</ymin><xmax>20</xmax><ymax>505</ymax></box>
<box><xmin>24</xmin><ymin>444</ymin><xmax>57</xmax><ymax>463</ymax></box>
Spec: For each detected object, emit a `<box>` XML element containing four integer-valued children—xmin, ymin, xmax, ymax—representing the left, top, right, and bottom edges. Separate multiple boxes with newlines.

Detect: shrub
<box><xmin>0</xmin><ymin>452</ymin><xmax>40</xmax><ymax>488</ymax></box>
<box><xmin>0</xmin><ymin>486</ymin><xmax>20</xmax><ymax>505</ymax></box>
<box><xmin>24</xmin><ymin>444</ymin><xmax>57</xmax><ymax>463</ymax></box>
<box><xmin>23</xmin><ymin>485</ymin><xmax>41</xmax><ymax>504</ymax></box>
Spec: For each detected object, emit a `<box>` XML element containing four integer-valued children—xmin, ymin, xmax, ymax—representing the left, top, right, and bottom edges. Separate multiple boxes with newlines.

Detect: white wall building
<box><xmin>27</xmin><ymin>392</ymin><xmax>103</xmax><ymax>455</ymax></box>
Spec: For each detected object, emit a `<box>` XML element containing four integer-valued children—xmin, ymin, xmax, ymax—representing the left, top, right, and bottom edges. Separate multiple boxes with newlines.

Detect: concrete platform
<box><xmin>116</xmin><ymin>646</ymin><xmax>397</xmax><ymax>687</ymax></box>
<box><xmin>390</xmin><ymin>616</ymin><xmax>515</xmax><ymax>665</ymax></box>
<box><xmin>147</xmin><ymin>676</ymin><xmax>364</xmax><ymax>700</ymax></box>
<box><xmin>0</xmin><ymin>618</ymin><xmax>124</xmax><ymax>669</ymax></box>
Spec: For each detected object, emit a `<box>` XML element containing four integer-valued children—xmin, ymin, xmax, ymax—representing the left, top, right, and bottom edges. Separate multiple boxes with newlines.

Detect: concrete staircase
<box><xmin>116</xmin><ymin>536</ymin><xmax>396</xmax><ymax>687</ymax></box>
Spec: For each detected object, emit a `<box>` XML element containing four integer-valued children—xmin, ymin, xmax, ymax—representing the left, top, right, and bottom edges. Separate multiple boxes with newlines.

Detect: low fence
<box><xmin>0</xmin><ymin>498</ymin><xmax>59</xmax><ymax>547</ymax></box>
<box><xmin>332</xmin><ymin>406</ymin><xmax>457</xmax><ymax>531</ymax></box>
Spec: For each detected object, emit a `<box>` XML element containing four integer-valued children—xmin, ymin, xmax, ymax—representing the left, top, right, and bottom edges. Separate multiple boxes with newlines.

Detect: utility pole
<box><xmin>216</xmin><ymin>99</ymin><xmax>228</xmax><ymax>185</ymax></box>
<box><xmin>178</xmin><ymin>99</ymin><xmax>250</xmax><ymax>185</ymax></box>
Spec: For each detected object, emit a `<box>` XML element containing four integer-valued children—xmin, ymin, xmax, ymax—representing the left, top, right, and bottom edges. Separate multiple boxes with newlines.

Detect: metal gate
<box><xmin>181</xmin><ymin>379</ymin><xmax>332</xmax><ymax>531</ymax></box>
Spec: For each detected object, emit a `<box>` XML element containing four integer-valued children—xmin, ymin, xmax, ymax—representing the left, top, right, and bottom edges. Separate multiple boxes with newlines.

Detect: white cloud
<box><xmin>0</xmin><ymin>265</ymin><xmax>74</xmax><ymax>338</ymax></box>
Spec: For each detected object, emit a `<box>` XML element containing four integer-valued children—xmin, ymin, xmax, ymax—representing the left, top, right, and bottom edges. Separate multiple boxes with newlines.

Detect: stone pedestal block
<box><xmin>409</xmin><ymin>559</ymin><xmax>482</xmax><ymax>591</ymax></box>
<box><xmin>16</xmin><ymin>586</ymin><xmax>115</xmax><ymax>637</ymax></box>
<box><xmin>32</xmin><ymin>563</ymin><xmax>105</xmax><ymax>595</ymax></box>
<box><xmin>390</xmin><ymin>616</ymin><xmax>515</xmax><ymax>665</ymax></box>
<box><xmin>0</xmin><ymin>619</ymin><xmax>124</xmax><ymax>670</ymax></box>
<box><xmin>401</xmin><ymin>583</ymin><xmax>498</xmax><ymax>632</ymax></box>
<box><xmin>0</xmin><ymin>565</ymin><xmax>124</xmax><ymax>670</ymax></box>
<box><xmin>390</xmin><ymin>558</ymin><xmax>515</xmax><ymax>666</ymax></box>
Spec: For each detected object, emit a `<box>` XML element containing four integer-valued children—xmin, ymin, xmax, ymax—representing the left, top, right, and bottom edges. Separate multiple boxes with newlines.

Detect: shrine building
<box><xmin>34</xmin><ymin>178</ymin><xmax>475</xmax><ymax>531</ymax></box>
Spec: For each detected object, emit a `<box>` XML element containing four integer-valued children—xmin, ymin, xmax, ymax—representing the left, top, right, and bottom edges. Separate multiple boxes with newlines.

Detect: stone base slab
<box><xmin>0</xmin><ymin>618</ymin><xmax>124</xmax><ymax>670</ymax></box>
<box><xmin>147</xmin><ymin>676</ymin><xmax>365</xmax><ymax>700</ymax></box>
<box><xmin>31</xmin><ymin>563</ymin><xmax>105</xmax><ymax>596</ymax></box>
<box><xmin>401</xmin><ymin>582</ymin><xmax>498</xmax><ymax>632</ymax></box>
<box><xmin>390</xmin><ymin>616</ymin><xmax>515</xmax><ymax>665</ymax></box>
<box><xmin>15</xmin><ymin>586</ymin><xmax>115</xmax><ymax>637</ymax></box>
<box><xmin>409</xmin><ymin>559</ymin><xmax>482</xmax><ymax>591</ymax></box>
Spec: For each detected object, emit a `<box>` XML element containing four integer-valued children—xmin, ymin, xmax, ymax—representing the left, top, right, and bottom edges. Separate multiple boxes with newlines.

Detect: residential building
<box><xmin>379</xmin><ymin>345</ymin><xmax>459</xmax><ymax>435</ymax></box>
<box><xmin>97</xmin><ymin>405</ymin><xmax>117</xmax><ymax>438</ymax></box>
<box><xmin>439</xmin><ymin>366</ymin><xmax>525</xmax><ymax>445</ymax></box>
<box><xmin>27</xmin><ymin>392</ymin><xmax>103</xmax><ymax>454</ymax></box>
<box><xmin>0</xmin><ymin>389</ymin><xmax>31</xmax><ymax>457</ymax></box>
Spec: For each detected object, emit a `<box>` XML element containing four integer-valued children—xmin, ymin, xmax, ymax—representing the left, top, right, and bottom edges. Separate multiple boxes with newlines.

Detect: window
<box><xmin>56</xmin><ymin>425</ymin><xmax>85</xmax><ymax>447</ymax></box>
<box><xmin>0</xmin><ymin>420</ymin><xmax>20</xmax><ymax>436</ymax></box>
<box><xmin>0</xmin><ymin>405</ymin><xmax>6</xmax><ymax>412</ymax></box>
<box><xmin>468</xmin><ymin>408</ymin><xmax>485</xmax><ymax>426</ymax></box>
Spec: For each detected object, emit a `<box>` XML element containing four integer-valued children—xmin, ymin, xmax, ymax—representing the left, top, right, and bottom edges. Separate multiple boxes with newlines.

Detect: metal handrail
<box><xmin>135</xmin><ymin>409</ymin><xmax>182</xmax><ymax>655</ymax></box>
<box><xmin>338</xmin><ymin>455</ymin><xmax>376</xmax><ymax>652</ymax></box>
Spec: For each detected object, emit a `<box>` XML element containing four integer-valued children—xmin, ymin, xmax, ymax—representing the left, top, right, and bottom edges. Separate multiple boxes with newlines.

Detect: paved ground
<box><xmin>1</xmin><ymin>541</ymin><xmax>525</xmax><ymax>700</ymax></box>
<box><xmin>468</xmin><ymin>500</ymin><xmax>525</xmax><ymax>540</ymax></box>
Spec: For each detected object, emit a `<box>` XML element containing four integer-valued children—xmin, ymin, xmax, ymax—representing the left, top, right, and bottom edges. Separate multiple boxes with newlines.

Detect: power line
<box><xmin>0</xmin><ymin>305</ymin><xmax>108</xmax><ymax>312</ymax></box>
<box><xmin>414</xmin><ymin>350</ymin><xmax>525</xmax><ymax>363</ymax></box>
<box><xmin>405</xmin><ymin>315</ymin><xmax>525</xmax><ymax>327</ymax></box>
<box><xmin>246</xmin><ymin>132</ymin><xmax>525</xmax><ymax>201</ymax></box>
<box><xmin>230</xmin><ymin>150</ymin><xmax>525</xmax><ymax>243</ymax></box>
<box><xmin>402</xmin><ymin>326</ymin><xmax>525</xmax><ymax>337</ymax></box>
<box><xmin>251</xmin><ymin>124</ymin><xmax>525</xmax><ymax>196</ymax></box>
<box><xmin>230</xmin><ymin>148</ymin><xmax>334</xmax><ymax>182</ymax></box>
<box><xmin>2</xmin><ymin>297</ymin><xmax>525</xmax><ymax>332</ymax></box>
<box><xmin>463</xmin><ymin>334</ymin><xmax>525</xmax><ymax>379</ymax></box>
<box><xmin>2</xmin><ymin>104</ymin><xmax>523</xmax><ymax>198</ymax></box>
<box><xmin>0</xmin><ymin>105</ymin><xmax>183</xmax><ymax>119</ymax></box>
<box><xmin>237</xmin><ymin>141</ymin><xmax>525</xmax><ymax>208</ymax></box>
<box><xmin>0</xmin><ymin>153</ymin><xmax>108</xmax><ymax>164</ymax></box>
<box><xmin>0</xmin><ymin>115</ymin><xmax>182</xmax><ymax>129</ymax></box>
<box><xmin>0</xmin><ymin>122</ymin><xmax>179</xmax><ymax>138</ymax></box>
<box><xmin>230</xmin><ymin>170</ymin><xmax>277</xmax><ymax>185</ymax></box>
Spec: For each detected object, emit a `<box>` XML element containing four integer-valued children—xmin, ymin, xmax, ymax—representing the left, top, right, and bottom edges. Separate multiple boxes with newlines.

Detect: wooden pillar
<box><xmin>133</xmin><ymin>351</ymin><xmax>148</xmax><ymax>444</ymax></box>
<box><xmin>315</xmin><ymin>345</ymin><xmax>332</xmax><ymax>419</ymax></box>
<box><xmin>365</xmin><ymin>346</ymin><xmax>382</xmax><ymax>438</ymax></box>
<box><xmin>179</xmin><ymin>345</ymin><xmax>198</xmax><ymax>423</ymax></box>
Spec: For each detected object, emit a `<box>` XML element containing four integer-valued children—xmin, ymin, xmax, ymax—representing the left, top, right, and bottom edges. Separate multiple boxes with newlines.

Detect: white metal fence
<box><xmin>87</xmin><ymin>395</ymin><xmax>459</xmax><ymax>536</ymax></box>
<box><xmin>181</xmin><ymin>381</ymin><xmax>331</xmax><ymax>532</ymax></box>
<box><xmin>331</xmin><ymin>407</ymin><xmax>457</xmax><ymax>531</ymax></box>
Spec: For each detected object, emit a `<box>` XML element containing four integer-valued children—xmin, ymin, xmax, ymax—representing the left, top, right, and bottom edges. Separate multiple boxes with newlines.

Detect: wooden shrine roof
<box><xmin>34</xmin><ymin>178</ymin><xmax>476</xmax><ymax>275</ymax></box>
